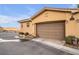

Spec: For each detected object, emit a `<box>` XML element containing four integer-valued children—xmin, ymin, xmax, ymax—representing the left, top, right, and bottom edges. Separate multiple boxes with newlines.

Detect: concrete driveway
<box><xmin>0</xmin><ymin>41</ymin><xmax>71</xmax><ymax>55</ymax></box>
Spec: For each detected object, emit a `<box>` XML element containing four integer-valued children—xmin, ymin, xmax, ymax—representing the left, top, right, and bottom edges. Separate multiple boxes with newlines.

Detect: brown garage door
<box><xmin>36</xmin><ymin>21</ymin><xmax>65</xmax><ymax>40</ymax></box>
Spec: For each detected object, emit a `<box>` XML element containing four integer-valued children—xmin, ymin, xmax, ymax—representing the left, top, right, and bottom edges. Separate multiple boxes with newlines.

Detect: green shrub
<box><xmin>24</xmin><ymin>32</ymin><xmax>29</xmax><ymax>36</ymax></box>
<box><xmin>19</xmin><ymin>32</ymin><xmax>24</xmax><ymax>35</ymax></box>
<box><xmin>65</xmin><ymin>36</ymin><xmax>75</xmax><ymax>44</ymax></box>
<box><xmin>76</xmin><ymin>37</ymin><xmax>79</xmax><ymax>41</ymax></box>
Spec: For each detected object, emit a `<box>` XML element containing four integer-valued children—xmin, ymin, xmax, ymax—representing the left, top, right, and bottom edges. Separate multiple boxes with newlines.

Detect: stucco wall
<box><xmin>19</xmin><ymin>22</ymin><xmax>36</xmax><ymax>36</ymax></box>
<box><xmin>20</xmin><ymin>22</ymin><xmax>26</xmax><ymax>32</ymax></box>
<box><xmin>20</xmin><ymin>22</ymin><xmax>30</xmax><ymax>33</ymax></box>
<box><xmin>32</xmin><ymin>10</ymin><xmax>66</xmax><ymax>23</ymax></box>
<box><xmin>32</xmin><ymin>10</ymin><xmax>67</xmax><ymax>36</ymax></box>
<box><xmin>31</xmin><ymin>10</ymin><xmax>70</xmax><ymax>37</ymax></box>
<box><xmin>64</xmin><ymin>13</ymin><xmax>77</xmax><ymax>37</ymax></box>
<box><xmin>19</xmin><ymin>10</ymin><xmax>79</xmax><ymax>38</ymax></box>
<box><xmin>74</xmin><ymin>13</ymin><xmax>79</xmax><ymax>37</ymax></box>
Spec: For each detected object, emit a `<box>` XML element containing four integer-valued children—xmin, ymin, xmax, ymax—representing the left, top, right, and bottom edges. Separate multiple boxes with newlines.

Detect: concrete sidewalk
<box><xmin>32</xmin><ymin>38</ymin><xmax>79</xmax><ymax>55</ymax></box>
<box><xmin>0</xmin><ymin>38</ymin><xmax>20</xmax><ymax>42</ymax></box>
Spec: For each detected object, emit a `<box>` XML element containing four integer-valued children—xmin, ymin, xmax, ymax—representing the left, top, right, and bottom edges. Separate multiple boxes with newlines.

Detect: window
<box><xmin>27</xmin><ymin>22</ymin><xmax>29</xmax><ymax>27</ymax></box>
<box><xmin>21</xmin><ymin>24</ymin><xmax>23</xmax><ymax>28</ymax></box>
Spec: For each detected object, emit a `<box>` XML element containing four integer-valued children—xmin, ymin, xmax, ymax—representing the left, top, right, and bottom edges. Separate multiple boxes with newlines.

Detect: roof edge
<box><xmin>18</xmin><ymin>7</ymin><xmax>79</xmax><ymax>23</ymax></box>
<box><xmin>18</xmin><ymin>19</ymin><xmax>31</xmax><ymax>23</ymax></box>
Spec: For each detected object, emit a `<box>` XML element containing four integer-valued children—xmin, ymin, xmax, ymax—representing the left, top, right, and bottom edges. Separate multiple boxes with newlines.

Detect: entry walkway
<box><xmin>32</xmin><ymin>38</ymin><xmax>79</xmax><ymax>55</ymax></box>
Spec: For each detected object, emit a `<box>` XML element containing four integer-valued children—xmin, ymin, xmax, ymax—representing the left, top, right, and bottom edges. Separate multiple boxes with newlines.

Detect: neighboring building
<box><xmin>3</xmin><ymin>27</ymin><xmax>17</xmax><ymax>32</ymax></box>
<box><xmin>0</xmin><ymin>27</ymin><xmax>4</xmax><ymax>31</ymax></box>
<box><xmin>18</xmin><ymin>7</ymin><xmax>79</xmax><ymax>41</ymax></box>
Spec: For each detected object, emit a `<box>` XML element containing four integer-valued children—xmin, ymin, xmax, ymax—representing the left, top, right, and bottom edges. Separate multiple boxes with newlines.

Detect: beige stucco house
<box><xmin>18</xmin><ymin>7</ymin><xmax>79</xmax><ymax>41</ymax></box>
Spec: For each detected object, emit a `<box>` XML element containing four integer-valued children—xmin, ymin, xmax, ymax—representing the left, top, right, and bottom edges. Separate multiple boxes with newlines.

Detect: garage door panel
<box><xmin>36</xmin><ymin>21</ymin><xmax>65</xmax><ymax>40</ymax></box>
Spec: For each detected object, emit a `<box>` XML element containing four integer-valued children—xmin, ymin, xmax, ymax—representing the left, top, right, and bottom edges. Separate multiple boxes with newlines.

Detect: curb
<box><xmin>0</xmin><ymin>38</ymin><xmax>20</xmax><ymax>42</ymax></box>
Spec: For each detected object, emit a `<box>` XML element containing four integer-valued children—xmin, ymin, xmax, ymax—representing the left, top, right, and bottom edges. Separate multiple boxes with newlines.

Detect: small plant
<box><xmin>19</xmin><ymin>32</ymin><xmax>30</xmax><ymax>42</ymax></box>
<box><xmin>24</xmin><ymin>32</ymin><xmax>29</xmax><ymax>36</ymax></box>
<box><xmin>65</xmin><ymin>36</ymin><xmax>75</xmax><ymax>44</ymax></box>
<box><xmin>19</xmin><ymin>32</ymin><xmax>24</xmax><ymax>35</ymax></box>
<box><xmin>76</xmin><ymin>37</ymin><xmax>79</xmax><ymax>41</ymax></box>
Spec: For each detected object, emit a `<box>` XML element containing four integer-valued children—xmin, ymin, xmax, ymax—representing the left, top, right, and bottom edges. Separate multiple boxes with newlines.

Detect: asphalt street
<box><xmin>0</xmin><ymin>31</ymin><xmax>18</xmax><ymax>40</ymax></box>
<box><xmin>0</xmin><ymin>31</ymin><xmax>71</xmax><ymax>55</ymax></box>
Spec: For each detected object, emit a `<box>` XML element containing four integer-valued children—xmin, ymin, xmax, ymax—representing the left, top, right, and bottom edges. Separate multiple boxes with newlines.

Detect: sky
<box><xmin>0</xmin><ymin>4</ymin><xmax>77</xmax><ymax>28</ymax></box>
